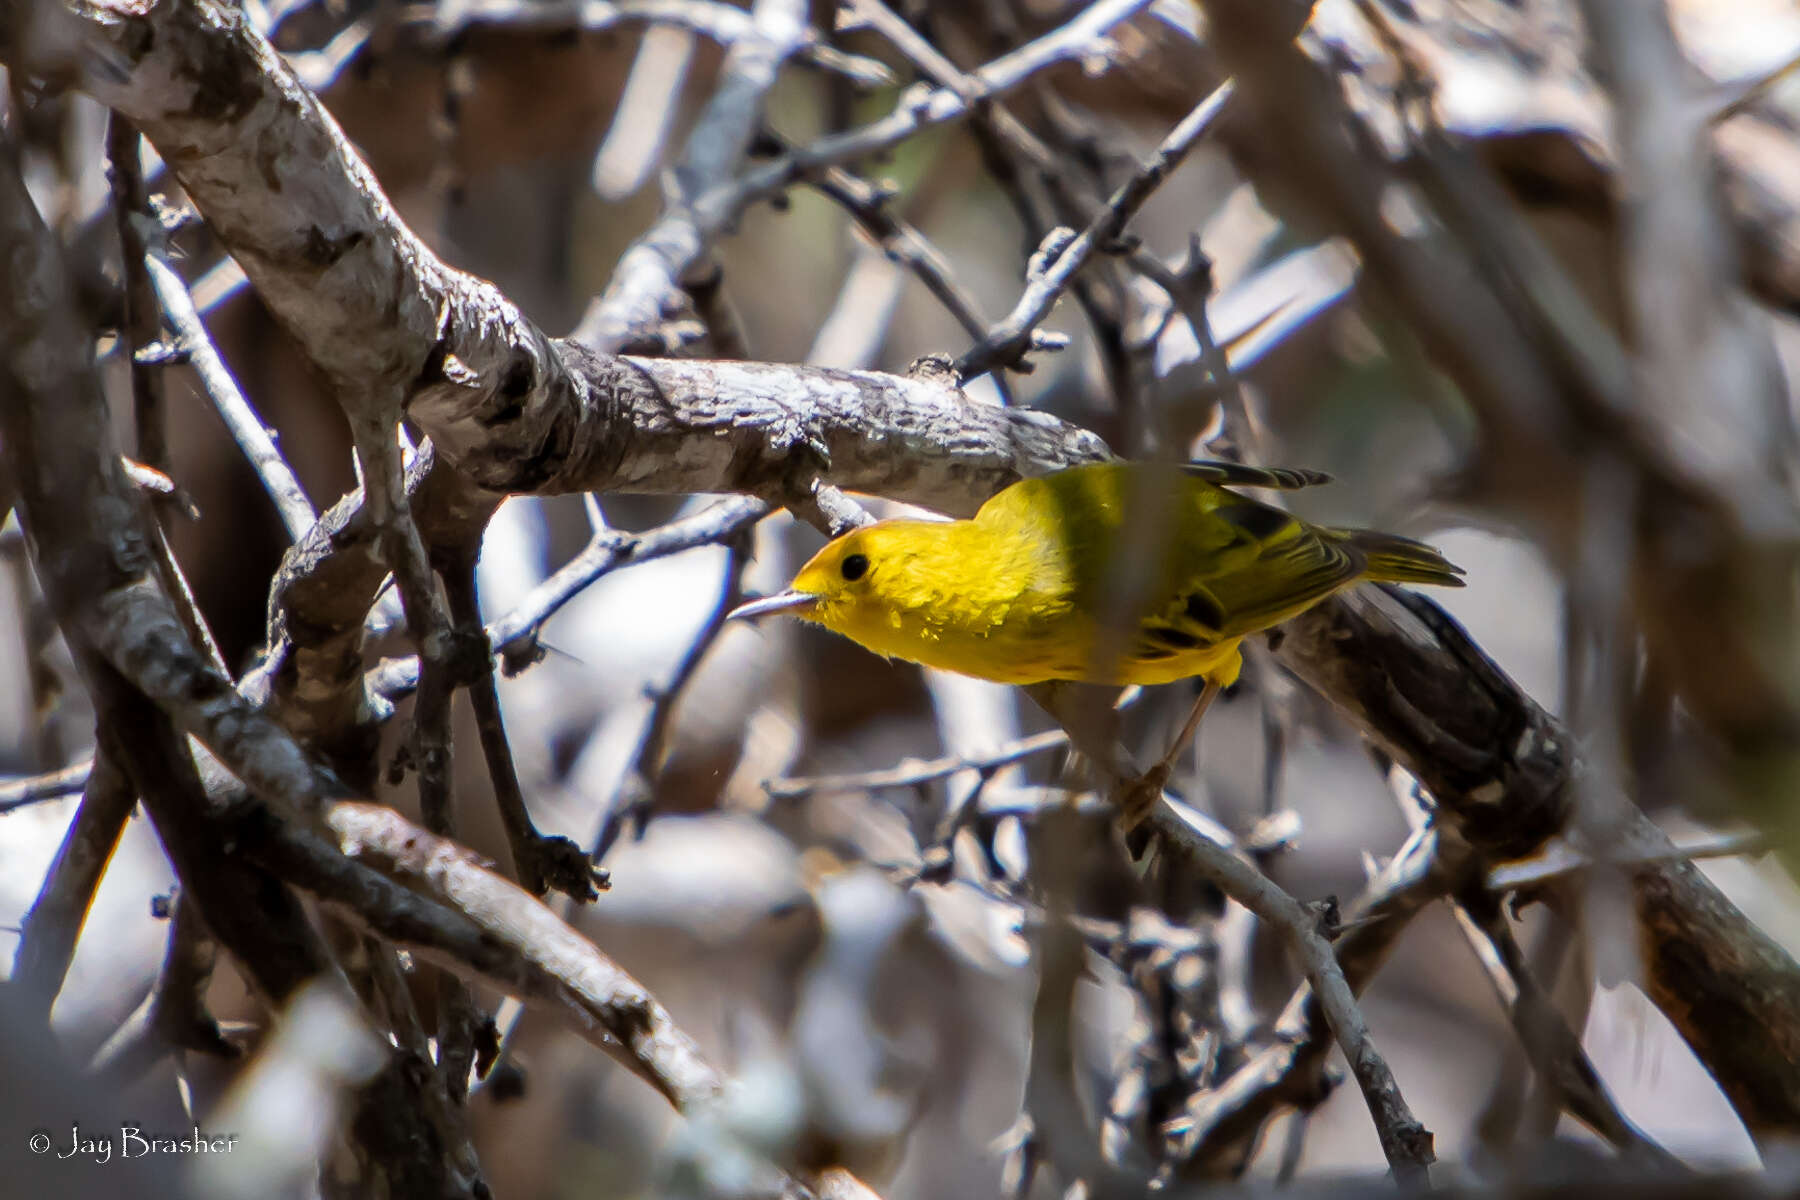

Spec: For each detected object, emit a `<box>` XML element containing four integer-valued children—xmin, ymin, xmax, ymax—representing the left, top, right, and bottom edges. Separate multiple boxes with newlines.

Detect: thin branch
<box><xmin>0</xmin><ymin>756</ymin><xmax>95</xmax><ymax>812</ymax></box>
<box><xmin>1450</xmin><ymin>886</ymin><xmax>1674</xmax><ymax>1163</ymax></box>
<box><xmin>957</xmin><ymin>81</ymin><xmax>1236</xmax><ymax>379</ymax></box>
<box><xmin>1151</xmin><ymin>802</ymin><xmax>1436</xmax><ymax>1182</ymax></box>
<box><xmin>421</xmin><ymin>0</ymin><xmax>891</xmax><ymax>87</ymax></box>
<box><xmin>765</xmin><ymin>729</ymin><xmax>1072</xmax><ymax>802</ymax></box>
<box><xmin>1170</xmin><ymin>825</ymin><xmax>1475</xmax><ymax>1174</ymax></box>
<box><xmin>142</xmin><ymin>251</ymin><xmax>316</xmax><ymax>543</ymax></box>
<box><xmin>90</xmin><ymin>888</ymin><xmax>240</xmax><ymax>1087</ymax></box>
<box><xmin>594</xmin><ymin>533</ymin><xmax>751</xmax><ymax>859</ymax></box>
<box><xmin>365</xmin><ymin>496</ymin><xmax>773</xmax><ymax>701</ymax></box>
<box><xmin>107</xmin><ymin>116</ymin><xmax>170</xmax><ymax>474</ymax></box>
<box><xmin>1488</xmin><ymin>830</ymin><xmax>1771</xmax><ymax>893</ymax></box>
<box><xmin>807</xmin><ymin>164</ymin><xmax>994</xmax><ymax>348</ymax></box>
<box><xmin>441</xmin><ymin>555</ymin><xmax>602</xmax><ymax>902</ymax></box>
<box><xmin>402</xmin><ymin>611</ymin><xmax>485</xmax><ymax>1108</ymax></box>
<box><xmin>503</xmin><ymin>501</ymin><xmax>752</xmax><ymax>629</ymax></box>
<box><xmin>9</xmin><ymin>747</ymin><xmax>135</xmax><ymax>1026</ymax></box>
<box><xmin>345</xmin><ymin>427</ymin><xmax>491</xmax><ymax>1113</ymax></box>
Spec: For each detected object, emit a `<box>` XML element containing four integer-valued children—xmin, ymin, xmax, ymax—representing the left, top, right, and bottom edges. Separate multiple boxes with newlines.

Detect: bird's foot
<box><xmin>1116</xmin><ymin>762</ymin><xmax>1172</xmax><ymax>832</ymax></box>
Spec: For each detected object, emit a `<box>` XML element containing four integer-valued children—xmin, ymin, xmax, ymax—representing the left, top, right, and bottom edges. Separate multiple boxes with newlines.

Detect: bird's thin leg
<box><xmin>1118</xmin><ymin>679</ymin><xmax>1222</xmax><ymax>830</ymax></box>
<box><xmin>1161</xmin><ymin>679</ymin><xmax>1223</xmax><ymax>776</ymax></box>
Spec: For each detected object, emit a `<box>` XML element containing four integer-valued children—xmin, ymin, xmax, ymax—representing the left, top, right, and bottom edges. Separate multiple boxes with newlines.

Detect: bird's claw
<box><xmin>1115</xmin><ymin>765</ymin><xmax>1170</xmax><ymax>832</ymax></box>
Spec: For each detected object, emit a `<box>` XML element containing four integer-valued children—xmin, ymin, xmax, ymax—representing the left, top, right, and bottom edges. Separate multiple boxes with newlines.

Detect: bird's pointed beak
<box><xmin>727</xmin><ymin>590</ymin><xmax>820</xmax><ymax>622</ymax></box>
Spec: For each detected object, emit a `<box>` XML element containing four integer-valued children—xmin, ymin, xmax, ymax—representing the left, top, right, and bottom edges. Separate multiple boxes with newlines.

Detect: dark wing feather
<box><xmin>1182</xmin><ymin>460</ymin><xmax>1332</xmax><ymax>490</ymax></box>
<box><xmin>1150</xmin><ymin>492</ymin><xmax>1365</xmax><ymax>641</ymax></box>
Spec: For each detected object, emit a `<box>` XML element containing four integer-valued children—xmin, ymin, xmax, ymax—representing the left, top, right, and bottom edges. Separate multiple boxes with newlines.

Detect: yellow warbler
<box><xmin>730</xmin><ymin>460</ymin><xmax>1463</xmax><ymax>689</ymax></box>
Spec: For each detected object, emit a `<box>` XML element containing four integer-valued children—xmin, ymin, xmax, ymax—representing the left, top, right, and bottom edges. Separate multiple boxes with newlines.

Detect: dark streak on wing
<box><xmin>1182</xmin><ymin>461</ymin><xmax>1332</xmax><ymax>490</ymax></box>
<box><xmin>1144</xmin><ymin>623</ymin><xmax>1205</xmax><ymax>650</ymax></box>
<box><xmin>1215</xmin><ymin>499</ymin><xmax>1296</xmax><ymax>543</ymax></box>
<box><xmin>1183</xmin><ymin>588</ymin><xmax>1226</xmax><ymax>631</ymax></box>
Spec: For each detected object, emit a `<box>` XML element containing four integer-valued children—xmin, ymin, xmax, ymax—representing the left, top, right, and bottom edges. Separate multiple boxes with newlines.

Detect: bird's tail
<box><xmin>1338</xmin><ymin>529</ymin><xmax>1466</xmax><ymax>587</ymax></box>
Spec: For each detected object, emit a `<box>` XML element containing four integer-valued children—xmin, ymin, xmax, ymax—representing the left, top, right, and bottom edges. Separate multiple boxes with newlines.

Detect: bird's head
<box><xmin>727</xmin><ymin>522</ymin><xmax>927</xmax><ymax>635</ymax></box>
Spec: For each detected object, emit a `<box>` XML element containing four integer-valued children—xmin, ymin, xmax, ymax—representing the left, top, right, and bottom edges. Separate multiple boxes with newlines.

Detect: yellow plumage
<box><xmin>736</xmin><ymin>460</ymin><xmax>1463</xmax><ymax>688</ymax></box>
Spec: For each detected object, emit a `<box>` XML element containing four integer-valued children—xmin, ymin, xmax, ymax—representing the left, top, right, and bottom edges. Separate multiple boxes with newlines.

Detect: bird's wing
<box><xmin>1152</xmin><ymin>490</ymin><xmax>1363</xmax><ymax>643</ymax></box>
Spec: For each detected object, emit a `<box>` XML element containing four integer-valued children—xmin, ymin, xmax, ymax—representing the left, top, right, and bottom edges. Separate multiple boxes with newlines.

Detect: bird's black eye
<box><xmin>840</xmin><ymin>553</ymin><xmax>869</xmax><ymax>581</ymax></box>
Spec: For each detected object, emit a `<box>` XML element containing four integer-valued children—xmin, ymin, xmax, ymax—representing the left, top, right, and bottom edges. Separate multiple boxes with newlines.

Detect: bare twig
<box><xmin>365</xmin><ymin>496</ymin><xmax>774</xmax><ymax>701</ymax></box>
<box><xmin>0</xmin><ymin>756</ymin><xmax>94</xmax><ymax>812</ymax></box>
<box><xmin>957</xmin><ymin>81</ymin><xmax>1236</xmax><ymax>379</ymax></box>
<box><xmin>1488</xmin><ymin>830</ymin><xmax>1771</xmax><ymax>893</ymax></box>
<box><xmin>9</xmin><ymin>748</ymin><xmax>135</xmax><ymax>1026</ymax></box>
<box><xmin>594</xmin><ymin>533</ymin><xmax>751</xmax><ymax>859</ymax></box>
<box><xmin>1449</xmin><ymin>885</ymin><xmax>1674</xmax><ymax>1162</ymax></box>
<box><xmin>141</xmin><ymin>252</ymin><xmax>316</xmax><ymax>543</ymax></box>
<box><xmin>1170</xmin><ymin>825</ymin><xmax>1474</xmax><ymax>1174</ymax></box>
<box><xmin>765</xmin><ymin>729</ymin><xmax>1072</xmax><ymax>802</ymax></box>
<box><xmin>1151</xmin><ymin>802</ymin><xmax>1435</xmax><ymax>1182</ymax></box>
<box><xmin>90</xmin><ymin>889</ymin><xmax>240</xmax><ymax>1086</ymax></box>
<box><xmin>441</xmin><ymin>556</ymin><xmax>602</xmax><ymax>902</ymax></box>
<box><xmin>106</xmin><ymin>116</ymin><xmax>169</xmax><ymax>474</ymax></box>
<box><xmin>807</xmin><ymin>165</ymin><xmax>993</xmax><ymax>348</ymax></box>
<box><xmin>406</xmin><ymin>653</ymin><xmax>486</xmax><ymax>1109</ymax></box>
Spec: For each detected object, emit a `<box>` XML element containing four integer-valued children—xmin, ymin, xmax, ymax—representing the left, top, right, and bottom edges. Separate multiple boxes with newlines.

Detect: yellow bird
<box><xmin>730</xmin><ymin>460</ymin><xmax>1463</xmax><ymax>696</ymax></box>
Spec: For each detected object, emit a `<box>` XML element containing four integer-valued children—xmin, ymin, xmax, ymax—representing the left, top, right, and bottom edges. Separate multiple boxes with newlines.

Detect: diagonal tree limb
<box><xmin>94</xmin><ymin>670</ymin><xmax>485</xmax><ymax>1197</ymax></box>
<box><xmin>9</xmin><ymin>746</ymin><xmax>136</xmax><ymax>1027</ymax></box>
<box><xmin>440</xmin><ymin>552</ymin><xmax>601</xmax><ymax>902</ymax></box>
<box><xmin>88</xmin><ymin>887</ymin><xmax>240</xmax><ymax>1087</ymax></box>
<box><xmin>1171</xmin><ymin>823</ymin><xmax>1470</xmax><ymax>1176</ymax></box>
<box><xmin>1450</xmin><ymin>884</ymin><xmax>1674</xmax><ymax>1163</ymax></box>
<box><xmin>1153</xmin><ymin>804</ymin><xmax>1436</xmax><ymax>1181</ymax></box>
